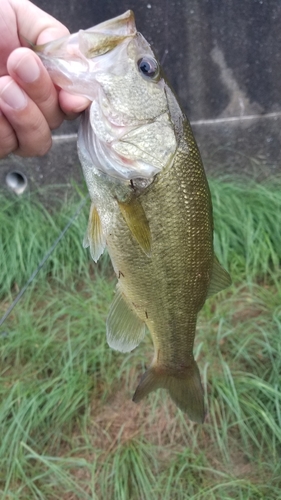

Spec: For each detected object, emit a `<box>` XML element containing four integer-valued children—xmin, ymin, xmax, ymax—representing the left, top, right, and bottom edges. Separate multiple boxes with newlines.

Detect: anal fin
<box><xmin>106</xmin><ymin>288</ymin><xmax>146</xmax><ymax>353</ymax></box>
<box><xmin>83</xmin><ymin>204</ymin><xmax>106</xmax><ymax>263</ymax></box>
<box><xmin>207</xmin><ymin>255</ymin><xmax>232</xmax><ymax>298</ymax></box>
<box><xmin>117</xmin><ymin>198</ymin><xmax>151</xmax><ymax>256</ymax></box>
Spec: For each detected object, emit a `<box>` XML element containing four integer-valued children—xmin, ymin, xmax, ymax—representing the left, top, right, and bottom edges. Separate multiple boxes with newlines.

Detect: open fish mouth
<box><xmin>36</xmin><ymin>10</ymin><xmax>137</xmax><ymax>58</ymax></box>
<box><xmin>77</xmin><ymin>9</ymin><xmax>137</xmax><ymax>58</ymax></box>
<box><xmin>32</xmin><ymin>10</ymin><xmax>137</xmax><ymax>91</ymax></box>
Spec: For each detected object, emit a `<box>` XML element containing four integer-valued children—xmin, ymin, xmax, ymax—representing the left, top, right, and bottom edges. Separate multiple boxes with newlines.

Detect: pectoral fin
<box><xmin>117</xmin><ymin>198</ymin><xmax>151</xmax><ymax>256</ymax></box>
<box><xmin>106</xmin><ymin>288</ymin><xmax>146</xmax><ymax>353</ymax></box>
<box><xmin>83</xmin><ymin>204</ymin><xmax>106</xmax><ymax>263</ymax></box>
<box><xmin>207</xmin><ymin>255</ymin><xmax>232</xmax><ymax>298</ymax></box>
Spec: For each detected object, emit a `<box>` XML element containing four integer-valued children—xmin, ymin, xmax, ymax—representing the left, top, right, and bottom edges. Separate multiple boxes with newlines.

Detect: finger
<box><xmin>0</xmin><ymin>0</ymin><xmax>70</xmax><ymax>75</ymax></box>
<box><xmin>0</xmin><ymin>110</ymin><xmax>18</xmax><ymax>158</ymax></box>
<box><xmin>11</xmin><ymin>0</ymin><xmax>70</xmax><ymax>45</ymax></box>
<box><xmin>59</xmin><ymin>90</ymin><xmax>90</xmax><ymax>119</ymax></box>
<box><xmin>0</xmin><ymin>76</ymin><xmax>52</xmax><ymax>157</ymax></box>
<box><xmin>0</xmin><ymin>1</ymin><xmax>18</xmax><ymax>74</ymax></box>
<box><xmin>7</xmin><ymin>47</ymin><xmax>64</xmax><ymax>130</ymax></box>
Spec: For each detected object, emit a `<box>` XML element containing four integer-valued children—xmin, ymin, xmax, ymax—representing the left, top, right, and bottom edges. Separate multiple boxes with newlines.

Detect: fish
<box><xmin>33</xmin><ymin>10</ymin><xmax>231</xmax><ymax>423</ymax></box>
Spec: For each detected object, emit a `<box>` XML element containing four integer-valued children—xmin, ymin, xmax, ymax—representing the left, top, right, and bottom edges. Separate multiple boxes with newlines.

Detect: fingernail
<box><xmin>15</xmin><ymin>54</ymin><xmax>40</xmax><ymax>83</ymax></box>
<box><xmin>0</xmin><ymin>80</ymin><xmax>27</xmax><ymax>110</ymax></box>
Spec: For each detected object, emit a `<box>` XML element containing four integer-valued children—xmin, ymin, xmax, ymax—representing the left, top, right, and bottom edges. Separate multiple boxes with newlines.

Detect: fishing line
<box><xmin>0</xmin><ymin>196</ymin><xmax>89</xmax><ymax>329</ymax></box>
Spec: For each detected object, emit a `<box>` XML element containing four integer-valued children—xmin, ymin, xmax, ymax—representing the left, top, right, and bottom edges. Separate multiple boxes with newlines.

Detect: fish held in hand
<box><xmin>34</xmin><ymin>10</ymin><xmax>231</xmax><ymax>423</ymax></box>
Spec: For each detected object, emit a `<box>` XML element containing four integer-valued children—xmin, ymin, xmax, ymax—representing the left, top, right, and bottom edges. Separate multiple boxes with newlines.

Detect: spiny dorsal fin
<box><xmin>117</xmin><ymin>198</ymin><xmax>151</xmax><ymax>256</ymax></box>
<box><xmin>106</xmin><ymin>287</ymin><xmax>146</xmax><ymax>353</ymax></box>
<box><xmin>83</xmin><ymin>204</ymin><xmax>106</xmax><ymax>263</ymax></box>
<box><xmin>207</xmin><ymin>255</ymin><xmax>232</xmax><ymax>298</ymax></box>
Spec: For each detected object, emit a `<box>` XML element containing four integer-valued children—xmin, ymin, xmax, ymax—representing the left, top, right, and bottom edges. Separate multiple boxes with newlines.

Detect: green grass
<box><xmin>0</xmin><ymin>178</ymin><xmax>281</xmax><ymax>499</ymax></box>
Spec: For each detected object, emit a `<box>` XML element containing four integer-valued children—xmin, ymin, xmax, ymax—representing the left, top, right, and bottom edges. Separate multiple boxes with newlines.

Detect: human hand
<box><xmin>0</xmin><ymin>0</ymin><xmax>90</xmax><ymax>159</ymax></box>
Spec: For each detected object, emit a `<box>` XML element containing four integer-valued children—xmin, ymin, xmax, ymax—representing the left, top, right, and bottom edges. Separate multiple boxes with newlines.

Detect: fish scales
<box><xmin>107</xmin><ymin>119</ymin><xmax>213</xmax><ymax>369</ymax></box>
<box><xmin>33</xmin><ymin>10</ymin><xmax>231</xmax><ymax>422</ymax></box>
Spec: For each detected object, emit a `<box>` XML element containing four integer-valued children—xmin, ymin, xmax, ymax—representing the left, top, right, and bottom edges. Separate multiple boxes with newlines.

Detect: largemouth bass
<box><xmin>34</xmin><ymin>10</ymin><xmax>231</xmax><ymax>423</ymax></box>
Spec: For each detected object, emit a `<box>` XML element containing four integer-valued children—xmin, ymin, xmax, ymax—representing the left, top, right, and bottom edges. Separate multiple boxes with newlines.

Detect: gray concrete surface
<box><xmin>1</xmin><ymin>0</ymin><xmax>280</xmax><ymax>196</ymax></box>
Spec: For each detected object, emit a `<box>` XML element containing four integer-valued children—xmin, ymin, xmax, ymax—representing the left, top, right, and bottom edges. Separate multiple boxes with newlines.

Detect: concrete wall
<box><xmin>1</xmin><ymin>0</ymin><xmax>281</xmax><ymax>195</ymax></box>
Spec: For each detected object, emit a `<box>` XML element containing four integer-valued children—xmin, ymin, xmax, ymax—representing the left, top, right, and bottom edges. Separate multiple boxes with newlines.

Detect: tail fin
<box><xmin>132</xmin><ymin>360</ymin><xmax>205</xmax><ymax>423</ymax></box>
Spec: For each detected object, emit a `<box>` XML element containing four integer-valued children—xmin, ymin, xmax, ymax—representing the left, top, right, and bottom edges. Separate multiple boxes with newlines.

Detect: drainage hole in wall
<box><xmin>5</xmin><ymin>171</ymin><xmax>28</xmax><ymax>195</ymax></box>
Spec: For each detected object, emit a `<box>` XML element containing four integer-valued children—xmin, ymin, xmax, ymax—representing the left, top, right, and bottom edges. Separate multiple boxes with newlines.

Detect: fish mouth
<box><xmin>34</xmin><ymin>10</ymin><xmax>136</xmax><ymax>60</ymax></box>
<box><xmin>33</xmin><ymin>11</ymin><xmax>138</xmax><ymax>98</ymax></box>
<box><xmin>78</xmin><ymin>10</ymin><xmax>137</xmax><ymax>58</ymax></box>
<box><xmin>87</xmin><ymin>10</ymin><xmax>136</xmax><ymax>38</ymax></box>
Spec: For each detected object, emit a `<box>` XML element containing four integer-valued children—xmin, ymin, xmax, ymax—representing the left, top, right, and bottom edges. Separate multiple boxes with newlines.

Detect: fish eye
<box><xmin>137</xmin><ymin>56</ymin><xmax>159</xmax><ymax>80</ymax></box>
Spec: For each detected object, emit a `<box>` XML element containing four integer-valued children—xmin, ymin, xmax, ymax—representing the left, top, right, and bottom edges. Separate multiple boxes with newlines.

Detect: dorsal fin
<box><xmin>207</xmin><ymin>256</ymin><xmax>232</xmax><ymax>298</ymax></box>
